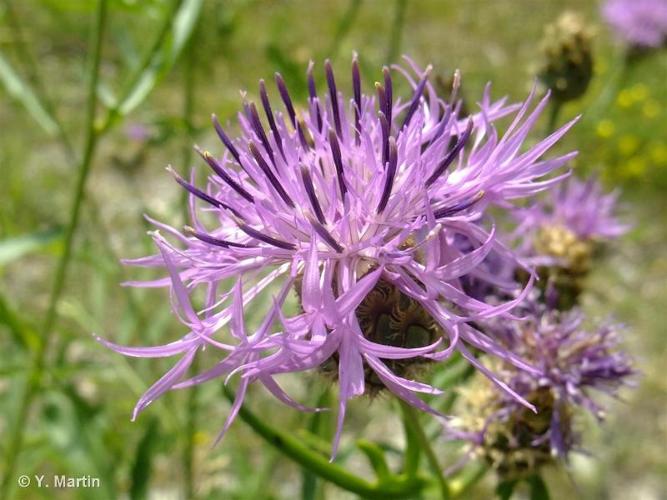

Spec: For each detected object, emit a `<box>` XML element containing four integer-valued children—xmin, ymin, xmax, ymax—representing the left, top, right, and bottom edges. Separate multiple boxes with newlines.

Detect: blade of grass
<box><xmin>2</xmin><ymin>0</ymin><xmax>77</xmax><ymax>161</ymax></box>
<box><xmin>0</xmin><ymin>53</ymin><xmax>58</xmax><ymax>135</ymax></box>
<box><xmin>0</xmin><ymin>1</ymin><xmax>109</xmax><ymax>496</ymax></box>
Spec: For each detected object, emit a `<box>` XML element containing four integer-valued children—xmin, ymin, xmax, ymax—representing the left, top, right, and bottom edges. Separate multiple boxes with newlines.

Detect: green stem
<box><xmin>0</xmin><ymin>2</ymin><xmax>108</xmax><ymax>497</ymax></box>
<box><xmin>386</xmin><ymin>0</ymin><xmax>407</xmax><ymax>64</ymax></box>
<box><xmin>399</xmin><ymin>401</ymin><xmax>451</xmax><ymax>500</ymax></box>
<box><xmin>224</xmin><ymin>388</ymin><xmax>424</xmax><ymax>499</ymax></box>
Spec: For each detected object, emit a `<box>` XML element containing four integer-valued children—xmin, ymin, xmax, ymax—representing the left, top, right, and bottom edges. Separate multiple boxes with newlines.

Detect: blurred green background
<box><xmin>1</xmin><ymin>0</ymin><xmax>666</xmax><ymax>498</ymax></box>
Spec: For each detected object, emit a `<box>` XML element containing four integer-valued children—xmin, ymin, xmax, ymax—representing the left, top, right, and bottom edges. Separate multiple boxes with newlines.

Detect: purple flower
<box><xmin>97</xmin><ymin>56</ymin><xmax>578</xmax><ymax>453</ymax></box>
<box><xmin>602</xmin><ymin>0</ymin><xmax>667</xmax><ymax>49</ymax></box>
<box><xmin>513</xmin><ymin>177</ymin><xmax>628</xmax><ymax>270</ymax></box>
<box><xmin>451</xmin><ymin>302</ymin><xmax>634</xmax><ymax>477</ymax></box>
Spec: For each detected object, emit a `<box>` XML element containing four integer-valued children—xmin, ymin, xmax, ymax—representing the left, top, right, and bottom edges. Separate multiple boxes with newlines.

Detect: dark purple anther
<box><xmin>401</xmin><ymin>70</ymin><xmax>430</xmax><ymax>130</ymax></box>
<box><xmin>383</xmin><ymin>66</ymin><xmax>393</xmax><ymax>129</ymax></box>
<box><xmin>184</xmin><ymin>226</ymin><xmax>253</xmax><ymax>248</ymax></box>
<box><xmin>275</xmin><ymin>73</ymin><xmax>297</xmax><ymax>128</ymax></box>
<box><xmin>237</xmin><ymin>221</ymin><xmax>296</xmax><ymax>250</ymax></box>
<box><xmin>195</xmin><ymin>146</ymin><xmax>254</xmax><ymax>203</ymax></box>
<box><xmin>328</xmin><ymin>129</ymin><xmax>347</xmax><ymax>199</ymax></box>
<box><xmin>212</xmin><ymin>114</ymin><xmax>246</xmax><ymax>171</ymax></box>
<box><xmin>324</xmin><ymin>60</ymin><xmax>342</xmax><ymax>137</ymax></box>
<box><xmin>245</xmin><ymin>101</ymin><xmax>275</xmax><ymax>165</ymax></box>
<box><xmin>378</xmin><ymin>111</ymin><xmax>390</xmax><ymax>168</ymax></box>
<box><xmin>307</xmin><ymin>62</ymin><xmax>323</xmax><ymax>133</ymax></box>
<box><xmin>297</xmin><ymin>118</ymin><xmax>313</xmax><ymax>150</ymax></box>
<box><xmin>309</xmin><ymin>217</ymin><xmax>344</xmax><ymax>253</ymax></box>
<box><xmin>168</xmin><ymin>167</ymin><xmax>240</xmax><ymax>217</ymax></box>
<box><xmin>248</xmin><ymin>141</ymin><xmax>295</xmax><ymax>207</ymax></box>
<box><xmin>375</xmin><ymin>82</ymin><xmax>386</xmax><ymax>119</ymax></box>
<box><xmin>352</xmin><ymin>55</ymin><xmax>362</xmax><ymax>144</ymax></box>
<box><xmin>425</xmin><ymin>119</ymin><xmax>473</xmax><ymax>187</ymax></box>
<box><xmin>377</xmin><ymin>136</ymin><xmax>398</xmax><ymax>214</ymax></box>
<box><xmin>433</xmin><ymin>191</ymin><xmax>484</xmax><ymax>218</ymax></box>
<box><xmin>300</xmin><ymin>165</ymin><xmax>326</xmax><ymax>225</ymax></box>
<box><xmin>259</xmin><ymin>79</ymin><xmax>285</xmax><ymax>159</ymax></box>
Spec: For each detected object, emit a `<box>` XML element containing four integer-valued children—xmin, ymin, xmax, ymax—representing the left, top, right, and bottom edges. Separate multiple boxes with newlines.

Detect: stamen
<box><xmin>184</xmin><ymin>226</ymin><xmax>253</xmax><ymax>248</ymax></box>
<box><xmin>275</xmin><ymin>73</ymin><xmax>297</xmax><ymax>128</ymax></box>
<box><xmin>378</xmin><ymin>111</ymin><xmax>390</xmax><ymax>167</ymax></box>
<box><xmin>352</xmin><ymin>54</ymin><xmax>362</xmax><ymax>144</ymax></box>
<box><xmin>324</xmin><ymin>59</ymin><xmax>342</xmax><ymax>137</ymax></box>
<box><xmin>300</xmin><ymin>165</ymin><xmax>326</xmax><ymax>224</ymax></box>
<box><xmin>383</xmin><ymin>66</ymin><xmax>393</xmax><ymax>129</ymax></box>
<box><xmin>297</xmin><ymin>116</ymin><xmax>314</xmax><ymax>150</ymax></box>
<box><xmin>377</xmin><ymin>136</ymin><xmax>398</xmax><ymax>214</ymax></box>
<box><xmin>309</xmin><ymin>216</ymin><xmax>344</xmax><ymax>253</ymax></box>
<box><xmin>212</xmin><ymin>114</ymin><xmax>246</xmax><ymax>171</ymax></box>
<box><xmin>425</xmin><ymin>119</ymin><xmax>473</xmax><ymax>187</ymax></box>
<box><xmin>245</xmin><ymin>101</ymin><xmax>275</xmax><ymax>165</ymax></box>
<box><xmin>248</xmin><ymin>141</ymin><xmax>295</xmax><ymax>207</ymax></box>
<box><xmin>375</xmin><ymin>82</ymin><xmax>386</xmax><ymax>119</ymax></box>
<box><xmin>400</xmin><ymin>66</ymin><xmax>432</xmax><ymax>130</ymax></box>
<box><xmin>307</xmin><ymin>61</ymin><xmax>323</xmax><ymax>132</ymax></box>
<box><xmin>328</xmin><ymin>129</ymin><xmax>348</xmax><ymax>198</ymax></box>
<box><xmin>259</xmin><ymin>79</ymin><xmax>285</xmax><ymax>158</ymax></box>
<box><xmin>236</xmin><ymin>219</ymin><xmax>296</xmax><ymax>250</ymax></box>
<box><xmin>433</xmin><ymin>190</ymin><xmax>485</xmax><ymax>218</ymax></box>
<box><xmin>167</xmin><ymin>166</ymin><xmax>239</xmax><ymax>216</ymax></box>
<box><xmin>195</xmin><ymin>147</ymin><xmax>254</xmax><ymax>203</ymax></box>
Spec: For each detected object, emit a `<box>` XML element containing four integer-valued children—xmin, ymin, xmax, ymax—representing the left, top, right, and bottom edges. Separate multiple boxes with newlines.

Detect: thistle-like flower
<box><xmin>97</xmin><ymin>56</ymin><xmax>578</xmax><ymax>453</ymax></box>
<box><xmin>602</xmin><ymin>0</ymin><xmax>667</xmax><ymax>49</ymax></box>
<box><xmin>451</xmin><ymin>301</ymin><xmax>634</xmax><ymax>479</ymax></box>
<box><xmin>511</xmin><ymin>177</ymin><xmax>628</xmax><ymax>307</ymax></box>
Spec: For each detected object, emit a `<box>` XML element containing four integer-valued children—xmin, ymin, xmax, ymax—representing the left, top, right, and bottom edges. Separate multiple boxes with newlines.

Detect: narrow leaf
<box><xmin>0</xmin><ymin>228</ymin><xmax>63</xmax><ymax>266</ymax></box>
<box><xmin>0</xmin><ymin>52</ymin><xmax>58</xmax><ymax>135</ymax></box>
<box><xmin>116</xmin><ymin>0</ymin><xmax>204</xmax><ymax>116</ymax></box>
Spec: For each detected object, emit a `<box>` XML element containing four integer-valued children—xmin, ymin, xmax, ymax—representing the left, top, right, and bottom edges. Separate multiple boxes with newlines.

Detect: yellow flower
<box><xmin>596</xmin><ymin>120</ymin><xmax>614</xmax><ymax>138</ymax></box>
<box><xmin>643</xmin><ymin>100</ymin><xmax>661</xmax><ymax>119</ymax></box>
<box><xmin>618</xmin><ymin>135</ymin><xmax>639</xmax><ymax>156</ymax></box>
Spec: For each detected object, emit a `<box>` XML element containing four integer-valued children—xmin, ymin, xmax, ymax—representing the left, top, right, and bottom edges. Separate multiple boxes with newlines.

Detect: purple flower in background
<box><xmin>451</xmin><ymin>301</ymin><xmax>634</xmax><ymax>477</ymax></box>
<box><xmin>602</xmin><ymin>0</ymin><xmax>667</xmax><ymax>49</ymax></box>
<box><xmin>97</xmin><ymin>56</ymin><xmax>578</xmax><ymax>453</ymax></box>
<box><xmin>513</xmin><ymin>177</ymin><xmax>628</xmax><ymax>271</ymax></box>
<box><xmin>125</xmin><ymin>122</ymin><xmax>152</xmax><ymax>142</ymax></box>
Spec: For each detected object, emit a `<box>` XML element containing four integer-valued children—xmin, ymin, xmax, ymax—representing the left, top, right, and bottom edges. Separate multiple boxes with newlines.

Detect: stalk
<box><xmin>399</xmin><ymin>400</ymin><xmax>451</xmax><ymax>500</ymax></box>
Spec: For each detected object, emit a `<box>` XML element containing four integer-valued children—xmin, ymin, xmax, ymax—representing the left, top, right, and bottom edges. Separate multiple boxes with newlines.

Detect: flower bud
<box><xmin>538</xmin><ymin>12</ymin><xmax>594</xmax><ymax>103</ymax></box>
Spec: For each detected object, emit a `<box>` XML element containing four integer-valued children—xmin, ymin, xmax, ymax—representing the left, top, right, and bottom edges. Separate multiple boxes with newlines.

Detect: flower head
<box><xmin>98</xmin><ymin>56</ymin><xmax>578</xmax><ymax>453</ymax></box>
<box><xmin>538</xmin><ymin>11</ymin><xmax>594</xmax><ymax>102</ymax></box>
<box><xmin>511</xmin><ymin>177</ymin><xmax>628</xmax><ymax>307</ymax></box>
<box><xmin>602</xmin><ymin>0</ymin><xmax>667</xmax><ymax>49</ymax></box>
<box><xmin>451</xmin><ymin>301</ymin><xmax>634</xmax><ymax>478</ymax></box>
<box><xmin>515</xmin><ymin>176</ymin><xmax>627</xmax><ymax>265</ymax></box>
